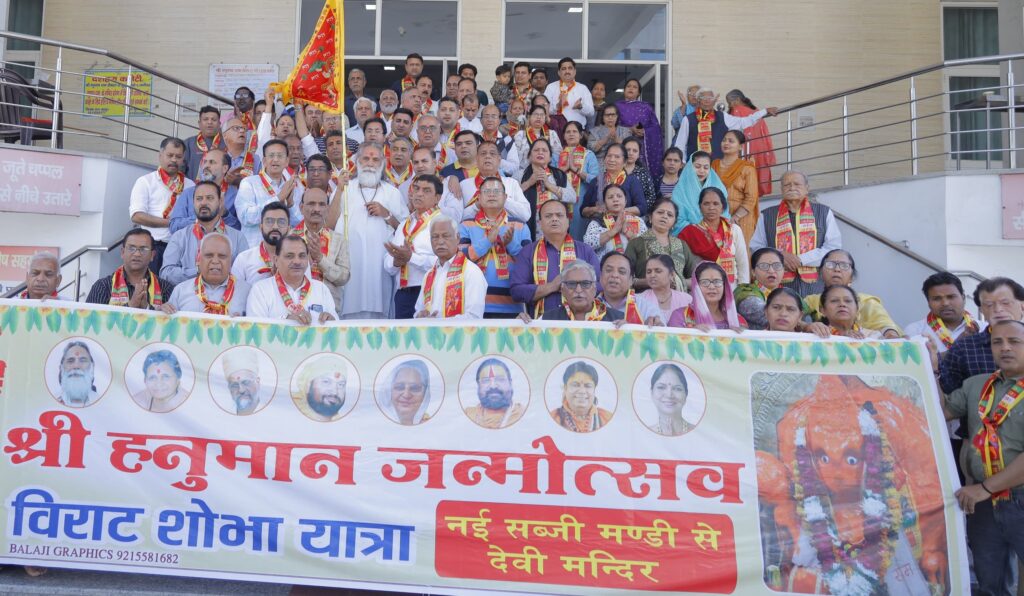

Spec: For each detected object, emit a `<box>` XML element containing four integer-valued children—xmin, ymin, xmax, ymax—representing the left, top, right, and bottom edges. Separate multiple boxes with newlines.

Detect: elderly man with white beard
<box><xmin>57</xmin><ymin>341</ymin><xmax>99</xmax><ymax>407</ymax></box>
<box><xmin>325</xmin><ymin>142</ymin><xmax>408</xmax><ymax>319</ymax></box>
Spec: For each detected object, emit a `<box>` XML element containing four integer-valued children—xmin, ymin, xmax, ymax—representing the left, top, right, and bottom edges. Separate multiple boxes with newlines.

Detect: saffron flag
<box><xmin>272</xmin><ymin>0</ymin><xmax>344</xmax><ymax>113</ymax></box>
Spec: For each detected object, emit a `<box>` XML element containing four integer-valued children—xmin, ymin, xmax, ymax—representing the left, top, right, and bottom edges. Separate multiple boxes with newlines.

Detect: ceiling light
<box><xmin>615</xmin><ymin>88</ymin><xmax>624</xmax><ymax>93</ymax></box>
<box><xmin>568</xmin><ymin>6</ymin><xmax>582</xmax><ymax>13</ymax></box>
<box><xmin>384</xmin><ymin>65</ymin><xmax>396</xmax><ymax>71</ymax></box>
<box><xmin>365</xmin><ymin>3</ymin><xmax>376</xmax><ymax>10</ymax></box>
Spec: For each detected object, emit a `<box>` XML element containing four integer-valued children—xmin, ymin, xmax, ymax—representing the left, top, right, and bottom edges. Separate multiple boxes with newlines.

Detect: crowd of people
<box><xmin>12</xmin><ymin>52</ymin><xmax>1024</xmax><ymax>592</ymax></box>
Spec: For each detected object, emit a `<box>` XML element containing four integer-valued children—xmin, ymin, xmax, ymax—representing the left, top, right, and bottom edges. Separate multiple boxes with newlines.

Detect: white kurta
<box><xmin>235</xmin><ymin>172</ymin><xmax>303</xmax><ymax>247</ymax></box>
<box><xmin>334</xmin><ymin>181</ymin><xmax>409</xmax><ymax>319</ymax></box>
<box><xmin>383</xmin><ymin>212</ymin><xmax>440</xmax><ymax>288</ymax></box>
<box><xmin>245</xmin><ymin>275</ymin><xmax>337</xmax><ymax>323</ymax></box>
<box><xmin>543</xmin><ymin>81</ymin><xmax>595</xmax><ymax>127</ymax></box>
<box><xmin>129</xmin><ymin>171</ymin><xmax>196</xmax><ymax>242</ymax></box>
<box><xmin>414</xmin><ymin>256</ymin><xmax>487</xmax><ymax>320</ymax></box>
<box><xmin>230</xmin><ymin>244</ymin><xmax>274</xmax><ymax>286</ymax></box>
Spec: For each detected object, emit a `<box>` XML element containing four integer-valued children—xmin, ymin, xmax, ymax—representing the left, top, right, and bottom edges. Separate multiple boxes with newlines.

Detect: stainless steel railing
<box><xmin>752</xmin><ymin>53</ymin><xmax>1024</xmax><ymax>189</ymax></box>
<box><xmin>0</xmin><ymin>30</ymin><xmax>233</xmax><ymax>161</ymax></box>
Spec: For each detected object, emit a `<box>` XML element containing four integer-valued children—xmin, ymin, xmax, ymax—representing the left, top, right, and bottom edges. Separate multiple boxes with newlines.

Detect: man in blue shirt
<box><xmin>168</xmin><ymin>149</ymin><xmax>240</xmax><ymax>233</ymax></box>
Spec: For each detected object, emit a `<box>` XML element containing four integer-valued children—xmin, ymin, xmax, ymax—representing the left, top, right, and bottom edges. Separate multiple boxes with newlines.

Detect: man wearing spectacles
<box><xmin>231</xmin><ymin>202</ymin><xmax>292</xmax><ymax>286</ymax></box>
<box><xmin>517</xmin><ymin>260</ymin><xmax>620</xmax><ymax>323</ymax></box>
<box><xmin>86</xmin><ymin>229</ymin><xmax>173</xmax><ymax>309</ymax></box>
<box><xmin>219</xmin><ymin>86</ymin><xmax>255</xmax><ymax>128</ymax></box>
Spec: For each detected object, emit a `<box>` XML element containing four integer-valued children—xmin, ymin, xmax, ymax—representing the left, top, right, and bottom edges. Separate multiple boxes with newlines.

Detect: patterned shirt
<box><xmin>939</xmin><ymin>328</ymin><xmax>995</xmax><ymax>394</ymax></box>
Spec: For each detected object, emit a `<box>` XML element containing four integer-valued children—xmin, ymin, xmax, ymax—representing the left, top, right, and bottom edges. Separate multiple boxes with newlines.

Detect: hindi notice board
<box><xmin>83</xmin><ymin>70</ymin><xmax>154</xmax><ymax>118</ymax></box>
<box><xmin>208</xmin><ymin>64</ymin><xmax>280</xmax><ymax>108</ymax></box>
<box><xmin>0</xmin><ymin>301</ymin><xmax>969</xmax><ymax>594</ymax></box>
<box><xmin>0</xmin><ymin>148</ymin><xmax>82</xmax><ymax>216</ymax></box>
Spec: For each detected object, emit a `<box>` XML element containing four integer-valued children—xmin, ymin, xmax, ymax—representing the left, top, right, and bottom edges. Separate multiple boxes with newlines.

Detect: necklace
<box><xmin>358</xmin><ymin>184</ymin><xmax>379</xmax><ymax>205</ymax></box>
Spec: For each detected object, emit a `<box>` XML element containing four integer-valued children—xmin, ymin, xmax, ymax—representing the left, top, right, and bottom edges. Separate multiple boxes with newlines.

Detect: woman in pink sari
<box><xmin>726</xmin><ymin>89</ymin><xmax>776</xmax><ymax>197</ymax></box>
<box><xmin>616</xmin><ymin>78</ymin><xmax>664</xmax><ymax>179</ymax></box>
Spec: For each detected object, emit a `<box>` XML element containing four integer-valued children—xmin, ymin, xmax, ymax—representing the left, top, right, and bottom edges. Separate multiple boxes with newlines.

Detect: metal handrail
<box><xmin>2</xmin><ymin>239</ymin><xmax>125</xmax><ymax>300</ymax></box>
<box><xmin>776</xmin><ymin>52</ymin><xmax>1024</xmax><ymax>114</ymax></box>
<box><xmin>0</xmin><ymin>31</ymin><xmax>232</xmax><ymax>105</ymax></box>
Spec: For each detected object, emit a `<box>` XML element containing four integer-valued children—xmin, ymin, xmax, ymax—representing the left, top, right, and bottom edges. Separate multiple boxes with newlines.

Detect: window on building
<box><xmin>381</xmin><ymin>0</ymin><xmax>457</xmax><ymax>57</ymax></box>
<box><xmin>942</xmin><ymin>7</ymin><xmax>998</xmax><ymax>60</ymax></box>
<box><xmin>587</xmin><ymin>3</ymin><xmax>666</xmax><ymax>61</ymax></box>
<box><xmin>503</xmin><ymin>2</ymin><xmax>583</xmax><ymax>59</ymax></box>
<box><xmin>6</xmin><ymin>0</ymin><xmax>44</xmax><ymax>51</ymax></box>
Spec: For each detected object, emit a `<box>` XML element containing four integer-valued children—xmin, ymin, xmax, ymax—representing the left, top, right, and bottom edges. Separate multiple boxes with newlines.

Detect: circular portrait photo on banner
<box><xmin>208</xmin><ymin>346</ymin><xmax>277</xmax><ymax>416</ymax></box>
<box><xmin>374</xmin><ymin>356</ymin><xmax>444</xmax><ymax>426</ymax></box>
<box><xmin>125</xmin><ymin>343</ymin><xmax>195</xmax><ymax>413</ymax></box>
<box><xmin>45</xmin><ymin>336</ymin><xmax>112</xmax><ymax>408</ymax></box>
<box><xmin>458</xmin><ymin>355</ymin><xmax>531</xmax><ymax>429</ymax></box>
<box><xmin>544</xmin><ymin>358</ymin><xmax>618</xmax><ymax>433</ymax></box>
<box><xmin>290</xmin><ymin>353</ymin><xmax>360</xmax><ymax>422</ymax></box>
<box><xmin>632</xmin><ymin>361</ymin><xmax>707</xmax><ymax>437</ymax></box>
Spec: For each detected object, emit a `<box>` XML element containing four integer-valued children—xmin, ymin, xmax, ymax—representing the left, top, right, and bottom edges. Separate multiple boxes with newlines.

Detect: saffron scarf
<box><xmin>602</xmin><ymin>213</ymin><xmax>641</xmax><ymax>254</ymax></box>
<box><xmin>695</xmin><ymin>109</ymin><xmax>715</xmax><ymax>153</ymax></box>
<box><xmin>422</xmin><ymin>252</ymin><xmax>468</xmax><ymax>318</ymax></box>
<box><xmin>158</xmin><ymin>168</ymin><xmax>185</xmax><ymax>218</ymax></box>
<box><xmin>927</xmin><ymin>311</ymin><xmax>979</xmax><ymax>349</ymax></box>
<box><xmin>275</xmin><ymin>272</ymin><xmax>311</xmax><ymax>314</ymax></box>
<box><xmin>559</xmin><ymin>145</ymin><xmax>586</xmax><ymax>197</ymax></box>
<box><xmin>257</xmin><ymin>243</ymin><xmax>273</xmax><ymax>275</ymax></box>
<box><xmin>109</xmin><ymin>267</ymin><xmax>162</xmax><ymax>308</ymax></box>
<box><xmin>561</xmin><ymin>297</ymin><xmax>607</xmax><ymax>321</ymax></box>
<box><xmin>399</xmin><ymin>209</ymin><xmax>439</xmax><ymax>288</ymax></box>
<box><xmin>973</xmin><ymin>371</ymin><xmax>1024</xmax><ymax>502</ymax></box>
<box><xmin>776</xmin><ymin>199</ymin><xmax>818</xmax><ymax>283</ymax></box>
<box><xmin>700</xmin><ymin>219</ymin><xmax>737</xmax><ymax>284</ymax></box>
<box><xmin>532</xmin><ymin>237</ymin><xmax>576</xmax><ymax>318</ymax></box>
<box><xmin>294</xmin><ymin>221</ymin><xmax>331</xmax><ymax>281</ymax></box>
<box><xmin>195</xmin><ymin>275</ymin><xmax>236</xmax><ymax>315</ymax></box>
<box><xmin>557</xmin><ymin>80</ymin><xmax>576</xmax><ymax>114</ymax></box>
<box><xmin>474</xmin><ymin>209</ymin><xmax>511</xmax><ymax>280</ymax></box>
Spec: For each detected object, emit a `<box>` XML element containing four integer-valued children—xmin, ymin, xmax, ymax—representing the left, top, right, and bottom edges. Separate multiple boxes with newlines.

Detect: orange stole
<box><xmin>775</xmin><ymin>199</ymin><xmax>818</xmax><ymax>283</ymax></box>
<box><xmin>422</xmin><ymin>252</ymin><xmax>468</xmax><ymax>317</ymax></box>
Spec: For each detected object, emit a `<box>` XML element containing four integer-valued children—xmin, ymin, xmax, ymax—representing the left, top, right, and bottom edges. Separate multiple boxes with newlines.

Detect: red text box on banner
<box><xmin>435</xmin><ymin>500</ymin><xmax>736</xmax><ymax>592</ymax></box>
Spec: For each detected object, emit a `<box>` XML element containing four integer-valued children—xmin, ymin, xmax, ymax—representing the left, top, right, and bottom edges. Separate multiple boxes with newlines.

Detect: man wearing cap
<box><xmin>464</xmin><ymin>358</ymin><xmax>524</xmax><ymax>429</ymax></box>
<box><xmin>221</xmin><ymin>349</ymin><xmax>264</xmax><ymax>415</ymax></box>
<box><xmin>293</xmin><ymin>355</ymin><xmax>349</xmax><ymax>422</ymax></box>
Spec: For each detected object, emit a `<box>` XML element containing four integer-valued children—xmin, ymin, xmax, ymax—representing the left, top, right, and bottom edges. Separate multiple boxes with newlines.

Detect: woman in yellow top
<box><xmin>804</xmin><ymin>249</ymin><xmax>902</xmax><ymax>338</ymax></box>
<box><xmin>712</xmin><ymin>130</ymin><xmax>760</xmax><ymax>244</ymax></box>
<box><xmin>818</xmin><ymin>285</ymin><xmax>884</xmax><ymax>339</ymax></box>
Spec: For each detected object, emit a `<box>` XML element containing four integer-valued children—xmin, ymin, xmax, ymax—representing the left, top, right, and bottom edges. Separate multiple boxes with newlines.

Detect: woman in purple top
<box><xmin>616</xmin><ymin>78</ymin><xmax>665</xmax><ymax>179</ymax></box>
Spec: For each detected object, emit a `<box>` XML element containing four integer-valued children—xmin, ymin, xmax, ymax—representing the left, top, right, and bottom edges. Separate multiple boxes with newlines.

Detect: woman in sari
<box><xmin>588</xmin><ymin>104</ymin><xmax>632</xmax><ymax>162</ymax></box>
<box><xmin>559</xmin><ymin>121</ymin><xmax>600</xmax><ymax>241</ymax></box>
<box><xmin>712</xmin><ymin>130</ymin><xmax>760</xmax><ymax>244</ymax></box>
<box><xmin>726</xmin><ymin>89</ymin><xmax>776</xmax><ymax>197</ymax></box>
<box><xmin>580</xmin><ymin>144</ymin><xmax>647</xmax><ymax>220</ymax></box>
<box><xmin>520</xmin><ymin>137</ymin><xmax>576</xmax><ymax>235</ymax></box>
<box><xmin>625</xmin><ymin>197</ymin><xmax>695</xmax><ymax>291</ymax></box>
<box><xmin>654</xmin><ymin>148</ymin><xmax>684</xmax><ymax>200</ymax></box>
<box><xmin>818</xmin><ymin>285</ymin><xmax>883</xmax><ymax>339</ymax></box>
<box><xmin>616</xmin><ymin>78</ymin><xmax>665</xmax><ymax>178</ymax></box>
<box><xmin>584</xmin><ymin>184</ymin><xmax>647</xmax><ymax>259</ymax></box>
<box><xmin>670</xmin><ymin>151</ymin><xmax>727</xmax><ymax>235</ymax></box>
<box><xmin>667</xmin><ymin>261</ymin><xmax>746</xmax><ymax>332</ymax></box>
<box><xmin>765</xmin><ymin>287</ymin><xmax>829</xmax><ymax>337</ymax></box>
<box><xmin>679</xmin><ymin>187</ymin><xmax>749</xmax><ymax>287</ymax></box>
<box><xmin>638</xmin><ymin>254</ymin><xmax>691</xmax><ymax>325</ymax></box>
<box><xmin>623</xmin><ymin>137</ymin><xmax>658</xmax><ymax>213</ymax></box>
<box><xmin>512</xmin><ymin>104</ymin><xmax>561</xmax><ymax>179</ymax></box>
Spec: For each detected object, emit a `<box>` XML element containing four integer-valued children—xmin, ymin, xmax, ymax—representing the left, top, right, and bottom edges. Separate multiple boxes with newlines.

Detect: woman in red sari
<box><xmin>679</xmin><ymin>187</ymin><xmax>749</xmax><ymax>288</ymax></box>
<box><xmin>726</xmin><ymin>89</ymin><xmax>776</xmax><ymax>197</ymax></box>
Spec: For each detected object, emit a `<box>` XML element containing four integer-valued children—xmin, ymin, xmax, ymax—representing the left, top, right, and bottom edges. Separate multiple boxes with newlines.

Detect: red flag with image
<box><xmin>272</xmin><ymin>0</ymin><xmax>344</xmax><ymax>113</ymax></box>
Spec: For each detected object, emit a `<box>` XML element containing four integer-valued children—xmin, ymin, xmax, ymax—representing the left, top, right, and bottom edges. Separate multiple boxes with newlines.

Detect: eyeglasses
<box><xmin>418</xmin><ymin>125</ymin><xmax>440</xmax><ymax>131</ymax></box>
<box><xmin>480</xmin><ymin>189</ymin><xmax>505</xmax><ymax>196</ymax></box>
<box><xmin>234</xmin><ymin>93</ymin><xmax>253</xmax><ymax>100</ymax></box>
<box><xmin>698</xmin><ymin>279</ymin><xmax>724</xmax><ymax>289</ymax></box>
<box><xmin>391</xmin><ymin>382</ymin><xmax>425</xmax><ymax>394</ymax></box>
<box><xmin>262</xmin><ymin>217</ymin><xmax>291</xmax><ymax>228</ymax></box>
<box><xmin>562</xmin><ymin>280</ymin><xmax>595</xmax><ymax>291</ymax></box>
<box><xmin>227</xmin><ymin>125</ymin><xmax>246</xmax><ymax>132</ymax></box>
<box><xmin>823</xmin><ymin>261</ymin><xmax>852</xmax><ymax>271</ymax></box>
<box><xmin>306</xmin><ymin>166</ymin><xmax>328</xmax><ymax>173</ymax></box>
<box><xmin>125</xmin><ymin>246</ymin><xmax>152</xmax><ymax>255</ymax></box>
<box><xmin>755</xmin><ymin>262</ymin><xmax>785</xmax><ymax>272</ymax></box>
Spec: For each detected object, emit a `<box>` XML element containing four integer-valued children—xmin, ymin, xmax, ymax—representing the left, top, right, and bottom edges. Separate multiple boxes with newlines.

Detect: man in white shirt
<box><xmin>378</xmin><ymin>89</ymin><xmax>399</xmax><ymax>129</ymax></box>
<box><xmin>325</xmin><ymin>142</ymin><xmax>408</xmax><ymax>320</ymax></box>
<box><xmin>161</xmin><ymin>181</ymin><xmax>248</xmax><ymax>285</ymax></box>
<box><xmin>459</xmin><ymin>141</ymin><xmax>531</xmax><ymax>223</ymax></box>
<box><xmin>129</xmin><ymin>137</ymin><xmax>194</xmax><ymax>272</ymax></box>
<box><xmin>231</xmin><ymin>202</ymin><xmax>291</xmax><ymax>286</ymax></box>
<box><xmin>385</xmin><ymin>136</ymin><xmax>414</xmax><ymax>191</ymax></box>
<box><xmin>246</xmin><ymin>234</ymin><xmax>337</xmax><ymax>324</ymax></box>
<box><xmin>479</xmin><ymin>104</ymin><xmax>517</xmax><ymax>176</ymax></box>
<box><xmin>437</xmin><ymin>98</ymin><xmax>461</xmax><ymax>150</ymax></box>
<box><xmin>406</xmin><ymin>147</ymin><xmax>461</xmax><ymax>220</ymax></box>
<box><xmin>415</xmin><ymin>215</ymin><xmax>486</xmax><ymax>320</ymax></box>
<box><xmin>905</xmin><ymin>272</ymin><xmax>983</xmax><ymax>357</ymax></box>
<box><xmin>673</xmin><ymin>86</ymin><xmax>778</xmax><ymax>161</ymax></box>
<box><xmin>543</xmin><ymin>58</ymin><xmax>594</xmax><ymax>128</ymax></box>
<box><xmin>388</xmin><ymin>108</ymin><xmax>417</xmax><ymax>145</ymax></box>
<box><xmin>385</xmin><ymin>175</ymin><xmax>444</xmax><ymax>319</ymax></box>
<box><xmin>400</xmin><ymin>87</ymin><xmax>424</xmax><ymax>122</ymax></box>
<box><xmin>346</xmin><ymin>97</ymin><xmax>376</xmax><ymax>145</ymax></box>
<box><xmin>457</xmin><ymin>94</ymin><xmax>483</xmax><ymax>134</ymax></box>
<box><xmin>417</xmin><ymin>75</ymin><xmax>437</xmax><ymax>116</ymax></box>
<box><xmin>235</xmin><ymin>140</ymin><xmax>302</xmax><ymax>247</ymax></box>
<box><xmin>416</xmin><ymin>115</ymin><xmax>453</xmax><ymax>168</ymax></box>
<box><xmin>163</xmin><ymin>233</ymin><xmax>250</xmax><ymax>317</ymax></box>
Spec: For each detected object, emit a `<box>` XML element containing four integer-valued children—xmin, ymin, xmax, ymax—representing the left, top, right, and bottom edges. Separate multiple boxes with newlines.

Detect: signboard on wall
<box><xmin>1002</xmin><ymin>173</ymin><xmax>1024</xmax><ymax>240</ymax></box>
<box><xmin>83</xmin><ymin>70</ymin><xmax>154</xmax><ymax>118</ymax></box>
<box><xmin>0</xmin><ymin>148</ymin><xmax>82</xmax><ymax>216</ymax></box>
<box><xmin>0</xmin><ymin>246</ymin><xmax>59</xmax><ymax>295</ymax></box>
<box><xmin>209</xmin><ymin>64</ymin><xmax>280</xmax><ymax>108</ymax></box>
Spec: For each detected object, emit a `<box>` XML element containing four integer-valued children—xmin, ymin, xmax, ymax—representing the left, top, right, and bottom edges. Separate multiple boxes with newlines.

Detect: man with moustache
<box><xmin>386</xmin><ymin>175</ymin><xmax>444</xmax><ymax>319</ymax></box>
<box><xmin>344</xmin><ymin>68</ymin><xmax>375</xmax><ymax>126</ymax></box>
<box><xmin>296</xmin><ymin>187</ymin><xmax>349</xmax><ymax>313</ymax></box>
<box><xmin>161</xmin><ymin>181</ymin><xmax>247</xmax><ymax>285</ymax></box>
<box><xmin>414</xmin><ymin>215</ymin><xmax>487</xmax><ymax>320</ymax></box>
<box><xmin>597</xmin><ymin>252</ymin><xmax>662</xmax><ymax>325</ymax></box>
<box><xmin>231</xmin><ymin>202</ymin><xmax>291</xmax><ymax>286</ymax></box>
<box><xmin>168</xmin><ymin>149</ymin><xmax>241</xmax><ymax>233</ymax></box>
<box><xmin>416</xmin><ymin>115</ymin><xmax>452</xmax><ymax>168</ymax></box>
<box><xmin>221</xmin><ymin>349</ymin><xmax>264</xmax><ymax>415</ymax></box>
<box><xmin>347</xmin><ymin>97</ymin><xmax>376</xmax><ymax>146</ymax></box>
<box><xmin>325</xmin><ymin>142</ymin><xmax>407</xmax><ymax>320</ymax></box>
<box><xmin>246</xmin><ymin>234</ymin><xmax>337</xmax><ymax>324</ymax></box>
<box><xmin>16</xmin><ymin>252</ymin><xmax>64</xmax><ymax>301</ymax></box>
<box><xmin>384</xmin><ymin>136</ymin><xmax>414</xmax><ymax>190</ymax></box>
<box><xmin>183</xmin><ymin>105</ymin><xmax>225</xmax><ymax>178</ymax></box>
<box><xmin>222</xmin><ymin>117</ymin><xmax>261</xmax><ymax>183</ymax></box>
<box><xmin>295</xmin><ymin>355</ymin><xmax>349</xmax><ymax>422</ymax></box>
<box><xmin>417</xmin><ymin>75</ymin><xmax>437</xmax><ymax>115</ymax></box>
<box><xmin>56</xmin><ymin>341</ymin><xmax>99</xmax><ymax>407</ymax></box>
<box><xmin>464</xmin><ymin>358</ymin><xmax>524</xmax><ymax>429</ymax></box>
<box><xmin>458</xmin><ymin>141</ymin><xmax>531</xmax><ymax>222</ymax></box>
<box><xmin>86</xmin><ymin>229</ymin><xmax>173</xmax><ymax>309</ymax></box>
<box><xmin>162</xmin><ymin>233</ymin><xmax>249</xmax><ymax>316</ymax></box>
<box><xmin>377</xmin><ymin>89</ymin><xmax>399</xmax><ymax>129</ymax></box>
<box><xmin>129</xmin><ymin>137</ymin><xmax>194</xmax><ymax>272</ymax></box>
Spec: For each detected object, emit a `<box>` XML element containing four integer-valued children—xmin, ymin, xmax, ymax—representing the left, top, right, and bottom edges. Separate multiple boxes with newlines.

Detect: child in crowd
<box><xmin>490</xmin><ymin>64</ymin><xmax>513</xmax><ymax>116</ymax></box>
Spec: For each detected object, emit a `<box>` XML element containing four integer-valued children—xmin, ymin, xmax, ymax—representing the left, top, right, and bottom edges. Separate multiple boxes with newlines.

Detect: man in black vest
<box><xmin>749</xmin><ymin>171</ymin><xmax>841</xmax><ymax>297</ymax></box>
<box><xmin>673</xmin><ymin>87</ymin><xmax>778</xmax><ymax>161</ymax></box>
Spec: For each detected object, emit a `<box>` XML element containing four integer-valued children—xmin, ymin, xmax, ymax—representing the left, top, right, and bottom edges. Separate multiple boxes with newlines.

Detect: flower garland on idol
<box><xmin>791</xmin><ymin>401</ymin><xmax>902</xmax><ymax>596</ymax></box>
